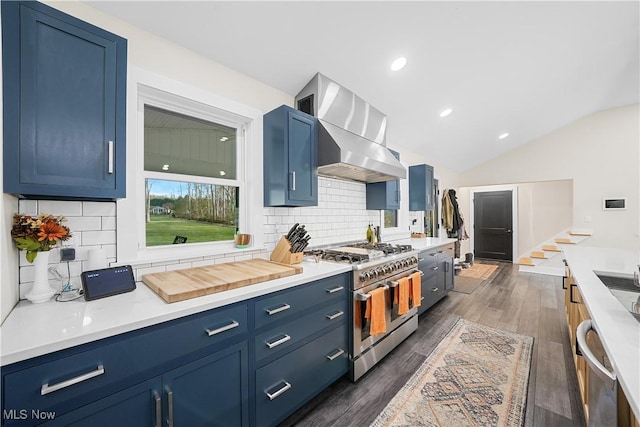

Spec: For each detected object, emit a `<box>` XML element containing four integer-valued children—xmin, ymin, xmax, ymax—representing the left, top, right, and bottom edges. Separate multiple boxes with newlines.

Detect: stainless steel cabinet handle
<box><xmin>576</xmin><ymin>320</ymin><xmax>616</xmax><ymax>383</ymax></box>
<box><xmin>431</xmin><ymin>266</ymin><xmax>439</xmax><ymax>271</ymax></box>
<box><xmin>326</xmin><ymin>286</ymin><xmax>344</xmax><ymax>294</ymax></box>
<box><xmin>165</xmin><ymin>385</ymin><xmax>174</xmax><ymax>427</ymax></box>
<box><xmin>326</xmin><ymin>348</ymin><xmax>345</xmax><ymax>361</ymax></box>
<box><xmin>431</xmin><ymin>287</ymin><xmax>439</xmax><ymax>292</ymax></box>
<box><xmin>444</xmin><ymin>262</ymin><xmax>449</xmax><ymax>272</ymax></box>
<box><xmin>41</xmin><ymin>364</ymin><xmax>105</xmax><ymax>395</ymax></box>
<box><xmin>205</xmin><ymin>320</ymin><xmax>239</xmax><ymax>336</ymax></box>
<box><xmin>326</xmin><ymin>310</ymin><xmax>344</xmax><ymax>320</ymax></box>
<box><xmin>418</xmin><ymin>258</ymin><xmax>424</xmax><ymax>261</ymax></box>
<box><xmin>266</xmin><ymin>303</ymin><xmax>291</xmax><ymax>315</ymax></box>
<box><xmin>266</xmin><ymin>381</ymin><xmax>292</xmax><ymax>400</ymax></box>
<box><xmin>290</xmin><ymin>171</ymin><xmax>296</xmax><ymax>191</ymax></box>
<box><xmin>421</xmin><ymin>296</ymin><xmax>425</xmax><ymax>301</ymax></box>
<box><xmin>153</xmin><ymin>390</ymin><xmax>162</xmax><ymax>427</ymax></box>
<box><xmin>266</xmin><ymin>334</ymin><xmax>291</xmax><ymax>349</ymax></box>
<box><xmin>108</xmin><ymin>141</ymin><xmax>114</xmax><ymax>174</ymax></box>
<box><xmin>430</xmin><ymin>253</ymin><xmax>438</xmax><ymax>257</ymax></box>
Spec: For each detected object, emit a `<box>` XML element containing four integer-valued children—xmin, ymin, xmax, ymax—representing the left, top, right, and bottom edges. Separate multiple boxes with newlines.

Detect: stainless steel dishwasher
<box><xmin>576</xmin><ymin>319</ymin><xmax>617</xmax><ymax>426</ymax></box>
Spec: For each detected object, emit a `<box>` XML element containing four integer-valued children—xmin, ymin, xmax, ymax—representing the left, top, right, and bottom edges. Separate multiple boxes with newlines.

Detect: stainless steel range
<box><xmin>309</xmin><ymin>242</ymin><xmax>422</xmax><ymax>381</ymax></box>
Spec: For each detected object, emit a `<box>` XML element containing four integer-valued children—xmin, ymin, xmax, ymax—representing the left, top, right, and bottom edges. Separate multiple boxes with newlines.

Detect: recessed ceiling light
<box><xmin>219</xmin><ymin>170</ymin><xmax>226</xmax><ymax>176</ymax></box>
<box><xmin>498</xmin><ymin>132</ymin><xmax>510</xmax><ymax>140</ymax></box>
<box><xmin>390</xmin><ymin>57</ymin><xmax>407</xmax><ymax>71</ymax></box>
<box><xmin>440</xmin><ymin>108</ymin><xmax>453</xmax><ymax>118</ymax></box>
<box><xmin>162</xmin><ymin>164</ymin><xmax>169</xmax><ymax>170</ymax></box>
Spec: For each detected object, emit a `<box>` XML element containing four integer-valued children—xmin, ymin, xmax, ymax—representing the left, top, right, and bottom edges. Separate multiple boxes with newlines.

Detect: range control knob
<box><xmin>359</xmin><ymin>272</ymin><xmax>368</xmax><ymax>282</ymax></box>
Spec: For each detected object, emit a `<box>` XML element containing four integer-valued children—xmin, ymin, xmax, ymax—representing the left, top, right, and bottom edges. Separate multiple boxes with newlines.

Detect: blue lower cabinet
<box><xmin>163</xmin><ymin>342</ymin><xmax>249</xmax><ymax>427</ymax></box>
<box><xmin>39</xmin><ymin>378</ymin><xmax>162</xmax><ymax>427</ymax></box>
<box><xmin>255</xmin><ymin>326</ymin><xmax>348</xmax><ymax>427</ymax></box>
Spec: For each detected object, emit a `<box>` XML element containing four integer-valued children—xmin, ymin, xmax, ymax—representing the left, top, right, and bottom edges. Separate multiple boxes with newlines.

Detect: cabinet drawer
<box><xmin>4</xmin><ymin>303</ymin><xmax>247</xmax><ymax>419</ymax></box>
<box><xmin>421</xmin><ymin>275</ymin><xmax>446</xmax><ymax>311</ymax></box>
<box><xmin>254</xmin><ymin>300</ymin><xmax>346</xmax><ymax>363</ymax></box>
<box><xmin>255</xmin><ymin>325</ymin><xmax>348</xmax><ymax>427</ymax></box>
<box><xmin>255</xmin><ymin>274</ymin><xmax>348</xmax><ymax>329</ymax></box>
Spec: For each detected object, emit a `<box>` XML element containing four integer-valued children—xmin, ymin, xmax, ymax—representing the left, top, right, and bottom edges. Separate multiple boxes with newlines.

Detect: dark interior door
<box><xmin>474</xmin><ymin>190</ymin><xmax>513</xmax><ymax>261</ymax></box>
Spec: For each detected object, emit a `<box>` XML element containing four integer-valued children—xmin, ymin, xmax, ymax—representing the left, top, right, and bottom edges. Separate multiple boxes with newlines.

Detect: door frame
<box><xmin>468</xmin><ymin>185</ymin><xmax>518</xmax><ymax>263</ymax></box>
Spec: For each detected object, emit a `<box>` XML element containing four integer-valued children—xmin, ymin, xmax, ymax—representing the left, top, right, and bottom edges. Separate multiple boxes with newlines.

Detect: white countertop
<box><xmin>0</xmin><ymin>260</ymin><xmax>352</xmax><ymax>367</ymax></box>
<box><xmin>408</xmin><ymin>237</ymin><xmax>458</xmax><ymax>250</ymax></box>
<box><xmin>562</xmin><ymin>246</ymin><xmax>640</xmax><ymax>420</ymax></box>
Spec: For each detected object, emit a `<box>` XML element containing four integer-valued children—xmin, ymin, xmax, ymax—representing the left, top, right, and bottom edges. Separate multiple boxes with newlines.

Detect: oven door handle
<box><xmin>354</xmin><ymin>284</ymin><xmax>389</xmax><ymax>301</ymax></box>
<box><xmin>389</xmin><ymin>270</ymin><xmax>424</xmax><ymax>287</ymax></box>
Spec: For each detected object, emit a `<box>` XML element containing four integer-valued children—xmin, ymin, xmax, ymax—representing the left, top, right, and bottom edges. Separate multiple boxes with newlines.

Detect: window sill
<box><xmin>113</xmin><ymin>244</ymin><xmax>269</xmax><ymax>268</ymax></box>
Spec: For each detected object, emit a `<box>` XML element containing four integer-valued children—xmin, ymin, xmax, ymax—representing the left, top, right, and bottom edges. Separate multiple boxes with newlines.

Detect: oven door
<box><xmin>352</xmin><ymin>281</ymin><xmax>391</xmax><ymax>357</ymax></box>
<box><xmin>388</xmin><ymin>269</ymin><xmax>420</xmax><ymax>326</ymax></box>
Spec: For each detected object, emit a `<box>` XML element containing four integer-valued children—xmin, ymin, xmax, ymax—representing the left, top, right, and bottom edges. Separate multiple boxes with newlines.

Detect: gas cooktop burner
<box><xmin>347</xmin><ymin>242</ymin><xmax>413</xmax><ymax>255</ymax></box>
<box><xmin>304</xmin><ymin>242</ymin><xmax>414</xmax><ymax>265</ymax></box>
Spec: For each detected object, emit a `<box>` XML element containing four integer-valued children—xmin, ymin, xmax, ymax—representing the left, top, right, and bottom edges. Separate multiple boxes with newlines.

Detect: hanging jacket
<box><xmin>441</xmin><ymin>190</ymin><xmax>454</xmax><ymax>230</ymax></box>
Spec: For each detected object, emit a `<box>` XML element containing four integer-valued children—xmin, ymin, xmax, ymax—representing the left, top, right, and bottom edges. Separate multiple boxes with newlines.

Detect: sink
<box><xmin>595</xmin><ymin>272</ymin><xmax>640</xmax><ymax>322</ymax></box>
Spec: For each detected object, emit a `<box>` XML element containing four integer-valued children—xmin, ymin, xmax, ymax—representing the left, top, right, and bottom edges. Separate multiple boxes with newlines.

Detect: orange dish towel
<box><xmin>397</xmin><ymin>277</ymin><xmax>410</xmax><ymax>315</ymax></box>
<box><xmin>410</xmin><ymin>271</ymin><xmax>422</xmax><ymax>307</ymax></box>
<box><xmin>365</xmin><ymin>287</ymin><xmax>387</xmax><ymax>335</ymax></box>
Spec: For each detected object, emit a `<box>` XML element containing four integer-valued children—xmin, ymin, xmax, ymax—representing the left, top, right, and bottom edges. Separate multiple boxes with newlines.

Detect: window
<box><xmin>140</xmin><ymin>91</ymin><xmax>246</xmax><ymax>249</ymax></box>
<box><xmin>384</xmin><ymin>210</ymin><xmax>398</xmax><ymax>228</ymax></box>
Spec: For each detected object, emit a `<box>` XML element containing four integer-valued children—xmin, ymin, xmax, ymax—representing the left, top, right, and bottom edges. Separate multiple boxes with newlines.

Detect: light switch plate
<box><xmin>60</xmin><ymin>247</ymin><xmax>76</xmax><ymax>261</ymax></box>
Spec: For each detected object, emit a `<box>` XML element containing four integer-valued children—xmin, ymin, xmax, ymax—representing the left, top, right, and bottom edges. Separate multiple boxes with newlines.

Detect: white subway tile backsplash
<box><xmin>18</xmin><ymin>200</ymin><xmax>38</xmax><ymax>215</ymax></box>
<box><xmin>102</xmin><ymin>216</ymin><xmax>117</xmax><ymax>230</ymax></box>
<box><xmin>37</xmin><ymin>200</ymin><xmax>83</xmax><ymax>216</ymax></box>
<box><xmin>82</xmin><ymin>230</ymin><xmax>117</xmax><ymax>246</ymax></box>
<box><xmin>83</xmin><ymin>201</ymin><xmax>116</xmax><ymax>216</ymax></box>
<box><xmin>66</xmin><ymin>216</ymin><xmax>102</xmax><ymax>231</ymax></box>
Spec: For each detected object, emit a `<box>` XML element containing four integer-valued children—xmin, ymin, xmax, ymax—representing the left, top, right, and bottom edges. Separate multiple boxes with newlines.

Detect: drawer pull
<box><xmin>266</xmin><ymin>303</ymin><xmax>291</xmax><ymax>315</ymax></box>
<box><xmin>326</xmin><ymin>286</ymin><xmax>344</xmax><ymax>294</ymax></box>
<box><xmin>166</xmin><ymin>385</ymin><xmax>174</xmax><ymax>427</ymax></box>
<box><xmin>153</xmin><ymin>390</ymin><xmax>162</xmax><ymax>427</ymax></box>
<box><xmin>326</xmin><ymin>348</ymin><xmax>345</xmax><ymax>361</ymax></box>
<box><xmin>205</xmin><ymin>320</ymin><xmax>240</xmax><ymax>336</ymax></box>
<box><xmin>266</xmin><ymin>334</ymin><xmax>291</xmax><ymax>349</ymax></box>
<box><xmin>421</xmin><ymin>296</ymin><xmax>425</xmax><ymax>301</ymax></box>
<box><xmin>326</xmin><ymin>310</ymin><xmax>344</xmax><ymax>320</ymax></box>
<box><xmin>41</xmin><ymin>364</ymin><xmax>105</xmax><ymax>395</ymax></box>
<box><xmin>266</xmin><ymin>381</ymin><xmax>292</xmax><ymax>400</ymax></box>
<box><xmin>431</xmin><ymin>287</ymin><xmax>439</xmax><ymax>292</ymax></box>
<box><xmin>431</xmin><ymin>266</ymin><xmax>439</xmax><ymax>271</ymax></box>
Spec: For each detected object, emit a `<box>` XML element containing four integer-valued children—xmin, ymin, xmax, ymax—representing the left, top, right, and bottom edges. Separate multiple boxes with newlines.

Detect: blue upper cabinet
<box><xmin>366</xmin><ymin>150</ymin><xmax>400</xmax><ymax>210</ymax></box>
<box><xmin>408</xmin><ymin>163</ymin><xmax>435</xmax><ymax>211</ymax></box>
<box><xmin>2</xmin><ymin>1</ymin><xmax>127</xmax><ymax>200</ymax></box>
<box><xmin>264</xmin><ymin>105</ymin><xmax>318</xmax><ymax>207</ymax></box>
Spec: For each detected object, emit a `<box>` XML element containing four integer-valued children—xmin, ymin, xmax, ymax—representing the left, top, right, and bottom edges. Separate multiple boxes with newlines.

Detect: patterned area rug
<box><xmin>458</xmin><ymin>263</ymin><xmax>499</xmax><ymax>280</ymax></box>
<box><xmin>371</xmin><ymin>319</ymin><xmax>533</xmax><ymax>427</ymax></box>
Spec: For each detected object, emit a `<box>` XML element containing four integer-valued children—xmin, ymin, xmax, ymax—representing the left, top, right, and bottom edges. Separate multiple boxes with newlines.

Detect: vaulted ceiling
<box><xmin>87</xmin><ymin>1</ymin><xmax>640</xmax><ymax>172</ymax></box>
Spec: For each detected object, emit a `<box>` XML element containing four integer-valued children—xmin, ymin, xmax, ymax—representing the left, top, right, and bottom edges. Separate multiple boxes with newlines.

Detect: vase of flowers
<box><xmin>11</xmin><ymin>213</ymin><xmax>72</xmax><ymax>303</ymax></box>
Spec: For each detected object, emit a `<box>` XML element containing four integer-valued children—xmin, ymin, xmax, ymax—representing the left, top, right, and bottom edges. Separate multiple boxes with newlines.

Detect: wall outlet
<box><xmin>60</xmin><ymin>247</ymin><xmax>76</xmax><ymax>262</ymax></box>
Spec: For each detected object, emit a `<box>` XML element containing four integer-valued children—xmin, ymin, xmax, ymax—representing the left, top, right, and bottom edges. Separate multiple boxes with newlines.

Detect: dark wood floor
<box><xmin>280</xmin><ymin>261</ymin><xmax>586</xmax><ymax>427</ymax></box>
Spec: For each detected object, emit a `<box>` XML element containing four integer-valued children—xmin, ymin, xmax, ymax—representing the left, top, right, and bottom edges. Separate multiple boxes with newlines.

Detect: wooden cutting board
<box><xmin>142</xmin><ymin>259</ymin><xmax>303</xmax><ymax>303</ymax></box>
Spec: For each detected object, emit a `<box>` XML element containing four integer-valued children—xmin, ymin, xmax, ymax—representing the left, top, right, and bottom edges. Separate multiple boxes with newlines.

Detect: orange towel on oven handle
<box><xmin>397</xmin><ymin>277</ymin><xmax>410</xmax><ymax>315</ymax></box>
<box><xmin>410</xmin><ymin>271</ymin><xmax>422</xmax><ymax>307</ymax></box>
<box><xmin>365</xmin><ymin>287</ymin><xmax>387</xmax><ymax>335</ymax></box>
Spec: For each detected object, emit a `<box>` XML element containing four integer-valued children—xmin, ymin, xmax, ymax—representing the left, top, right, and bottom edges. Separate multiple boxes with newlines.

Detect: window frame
<box><xmin>116</xmin><ymin>69</ymin><xmax>264</xmax><ymax>265</ymax></box>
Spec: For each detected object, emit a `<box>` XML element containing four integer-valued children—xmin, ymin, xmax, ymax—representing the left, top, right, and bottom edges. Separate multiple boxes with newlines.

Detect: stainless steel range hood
<box><xmin>295</xmin><ymin>73</ymin><xmax>406</xmax><ymax>183</ymax></box>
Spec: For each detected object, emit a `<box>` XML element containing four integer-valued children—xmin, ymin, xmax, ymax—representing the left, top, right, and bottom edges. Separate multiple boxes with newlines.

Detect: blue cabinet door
<box><xmin>41</xmin><ymin>378</ymin><xmax>162</xmax><ymax>427</ymax></box>
<box><xmin>408</xmin><ymin>164</ymin><xmax>434</xmax><ymax>211</ymax></box>
<box><xmin>163</xmin><ymin>342</ymin><xmax>249</xmax><ymax>427</ymax></box>
<box><xmin>366</xmin><ymin>150</ymin><xmax>400</xmax><ymax>210</ymax></box>
<box><xmin>264</xmin><ymin>105</ymin><xmax>318</xmax><ymax>207</ymax></box>
<box><xmin>2</xmin><ymin>1</ymin><xmax>127</xmax><ymax>200</ymax></box>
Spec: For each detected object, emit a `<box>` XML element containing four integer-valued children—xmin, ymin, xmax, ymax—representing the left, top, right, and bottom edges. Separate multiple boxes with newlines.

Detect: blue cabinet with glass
<box><xmin>408</xmin><ymin>164</ymin><xmax>435</xmax><ymax>211</ymax></box>
<box><xmin>366</xmin><ymin>150</ymin><xmax>401</xmax><ymax>210</ymax></box>
<box><xmin>2</xmin><ymin>1</ymin><xmax>127</xmax><ymax>200</ymax></box>
<box><xmin>263</xmin><ymin>105</ymin><xmax>318</xmax><ymax>207</ymax></box>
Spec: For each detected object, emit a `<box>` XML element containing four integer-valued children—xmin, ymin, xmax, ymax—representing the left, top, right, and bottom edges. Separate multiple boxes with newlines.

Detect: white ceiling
<box><xmin>87</xmin><ymin>1</ymin><xmax>640</xmax><ymax>173</ymax></box>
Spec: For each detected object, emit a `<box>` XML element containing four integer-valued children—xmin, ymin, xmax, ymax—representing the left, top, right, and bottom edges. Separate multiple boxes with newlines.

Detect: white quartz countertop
<box><xmin>0</xmin><ymin>260</ymin><xmax>352</xmax><ymax>367</ymax></box>
<box><xmin>562</xmin><ymin>246</ymin><xmax>640</xmax><ymax>419</ymax></box>
<box><xmin>408</xmin><ymin>237</ymin><xmax>458</xmax><ymax>250</ymax></box>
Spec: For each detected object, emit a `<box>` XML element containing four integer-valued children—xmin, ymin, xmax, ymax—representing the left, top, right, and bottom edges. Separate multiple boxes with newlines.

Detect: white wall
<box><xmin>458</xmin><ymin>180</ymin><xmax>574</xmax><ymax>259</ymax></box>
<box><xmin>461</xmin><ymin>104</ymin><xmax>640</xmax><ymax>250</ymax></box>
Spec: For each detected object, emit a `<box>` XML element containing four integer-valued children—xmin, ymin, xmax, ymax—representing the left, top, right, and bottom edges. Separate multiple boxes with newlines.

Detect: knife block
<box><xmin>270</xmin><ymin>236</ymin><xmax>304</xmax><ymax>265</ymax></box>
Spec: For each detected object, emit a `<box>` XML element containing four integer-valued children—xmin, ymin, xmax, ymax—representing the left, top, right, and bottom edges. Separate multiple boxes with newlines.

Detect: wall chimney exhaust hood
<box><xmin>295</xmin><ymin>73</ymin><xmax>406</xmax><ymax>183</ymax></box>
